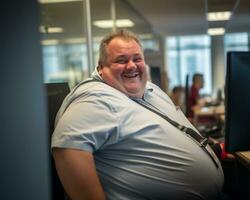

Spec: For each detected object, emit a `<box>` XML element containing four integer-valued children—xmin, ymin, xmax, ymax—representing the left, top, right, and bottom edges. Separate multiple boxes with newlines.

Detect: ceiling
<box><xmin>127</xmin><ymin>0</ymin><xmax>250</xmax><ymax>36</ymax></box>
<box><xmin>39</xmin><ymin>0</ymin><xmax>250</xmax><ymax>41</ymax></box>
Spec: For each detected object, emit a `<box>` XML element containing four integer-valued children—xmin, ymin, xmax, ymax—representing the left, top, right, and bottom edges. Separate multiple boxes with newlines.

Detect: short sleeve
<box><xmin>51</xmin><ymin>94</ymin><xmax>120</xmax><ymax>152</ymax></box>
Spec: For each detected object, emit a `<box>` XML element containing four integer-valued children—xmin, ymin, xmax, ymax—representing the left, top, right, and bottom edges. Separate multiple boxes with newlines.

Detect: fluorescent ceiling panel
<box><xmin>38</xmin><ymin>0</ymin><xmax>81</xmax><ymax>3</ymax></box>
<box><xmin>207</xmin><ymin>11</ymin><xmax>231</xmax><ymax>21</ymax></box>
<box><xmin>39</xmin><ymin>26</ymin><xmax>64</xmax><ymax>33</ymax></box>
<box><xmin>208</xmin><ymin>28</ymin><xmax>225</xmax><ymax>35</ymax></box>
<box><xmin>41</xmin><ymin>39</ymin><xmax>59</xmax><ymax>45</ymax></box>
<box><xmin>93</xmin><ymin>19</ymin><xmax>134</xmax><ymax>28</ymax></box>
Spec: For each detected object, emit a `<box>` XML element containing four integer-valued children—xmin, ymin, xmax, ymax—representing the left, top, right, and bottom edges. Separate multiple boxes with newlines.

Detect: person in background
<box><xmin>187</xmin><ymin>73</ymin><xmax>205</xmax><ymax>118</ymax></box>
<box><xmin>170</xmin><ymin>85</ymin><xmax>185</xmax><ymax>109</ymax></box>
<box><xmin>51</xmin><ymin>30</ymin><xmax>224</xmax><ymax>200</ymax></box>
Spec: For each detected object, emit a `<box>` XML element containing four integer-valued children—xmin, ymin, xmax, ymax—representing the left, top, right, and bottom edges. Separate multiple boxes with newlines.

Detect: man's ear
<box><xmin>97</xmin><ymin>61</ymin><xmax>103</xmax><ymax>76</ymax></box>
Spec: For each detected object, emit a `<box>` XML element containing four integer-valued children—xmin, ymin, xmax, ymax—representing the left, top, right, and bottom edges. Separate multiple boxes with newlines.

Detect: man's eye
<box><xmin>116</xmin><ymin>59</ymin><xmax>127</xmax><ymax>64</ymax></box>
<box><xmin>133</xmin><ymin>57</ymin><xmax>142</xmax><ymax>62</ymax></box>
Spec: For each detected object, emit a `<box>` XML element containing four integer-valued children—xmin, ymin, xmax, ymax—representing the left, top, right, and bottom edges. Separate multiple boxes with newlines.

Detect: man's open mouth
<box><xmin>123</xmin><ymin>72</ymin><xmax>139</xmax><ymax>78</ymax></box>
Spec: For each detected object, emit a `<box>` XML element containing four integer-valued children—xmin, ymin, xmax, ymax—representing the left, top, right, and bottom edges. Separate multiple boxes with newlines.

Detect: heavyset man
<box><xmin>52</xmin><ymin>30</ymin><xmax>224</xmax><ymax>200</ymax></box>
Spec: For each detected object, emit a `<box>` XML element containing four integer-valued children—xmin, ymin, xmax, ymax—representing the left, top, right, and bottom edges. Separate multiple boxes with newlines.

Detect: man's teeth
<box><xmin>123</xmin><ymin>73</ymin><xmax>139</xmax><ymax>78</ymax></box>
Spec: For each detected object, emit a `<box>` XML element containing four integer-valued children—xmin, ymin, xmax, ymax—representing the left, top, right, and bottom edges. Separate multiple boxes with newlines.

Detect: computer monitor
<box><xmin>225</xmin><ymin>51</ymin><xmax>250</xmax><ymax>153</ymax></box>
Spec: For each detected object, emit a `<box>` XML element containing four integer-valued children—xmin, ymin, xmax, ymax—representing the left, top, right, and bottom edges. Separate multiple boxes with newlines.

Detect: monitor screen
<box><xmin>225</xmin><ymin>51</ymin><xmax>250</xmax><ymax>153</ymax></box>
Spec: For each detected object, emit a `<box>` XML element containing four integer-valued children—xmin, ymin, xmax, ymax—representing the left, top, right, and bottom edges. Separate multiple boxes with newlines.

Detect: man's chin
<box><xmin>125</xmin><ymin>87</ymin><xmax>144</xmax><ymax>98</ymax></box>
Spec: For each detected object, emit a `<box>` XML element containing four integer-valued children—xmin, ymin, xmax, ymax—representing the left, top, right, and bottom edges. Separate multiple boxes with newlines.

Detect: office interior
<box><xmin>1</xmin><ymin>0</ymin><xmax>250</xmax><ymax>199</ymax></box>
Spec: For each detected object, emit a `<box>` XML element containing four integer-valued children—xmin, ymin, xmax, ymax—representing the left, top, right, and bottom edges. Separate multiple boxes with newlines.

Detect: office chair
<box><xmin>45</xmin><ymin>82</ymin><xmax>70</xmax><ymax>200</ymax></box>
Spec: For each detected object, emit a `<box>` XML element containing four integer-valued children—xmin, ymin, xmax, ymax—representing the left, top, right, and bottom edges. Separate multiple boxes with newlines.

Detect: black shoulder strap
<box><xmin>133</xmin><ymin>99</ymin><xmax>207</xmax><ymax>144</ymax></box>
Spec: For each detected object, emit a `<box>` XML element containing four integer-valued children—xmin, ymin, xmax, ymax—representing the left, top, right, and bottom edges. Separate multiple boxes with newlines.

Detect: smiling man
<box><xmin>51</xmin><ymin>30</ymin><xmax>224</xmax><ymax>200</ymax></box>
<box><xmin>98</xmin><ymin>35</ymin><xmax>147</xmax><ymax>98</ymax></box>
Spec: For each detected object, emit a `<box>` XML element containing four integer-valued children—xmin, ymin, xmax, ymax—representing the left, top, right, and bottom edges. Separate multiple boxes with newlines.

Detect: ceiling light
<box><xmin>38</xmin><ymin>0</ymin><xmax>81</xmax><ymax>3</ymax></box>
<box><xmin>93</xmin><ymin>19</ymin><xmax>134</xmax><ymax>28</ymax></box>
<box><xmin>39</xmin><ymin>26</ymin><xmax>64</xmax><ymax>33</ymax></box>
<box><xmin>62</xmin><ymin>38</ymin><xmax>85</xmax><ymax>44</ymax></box>
<box><xmin>41</xmin><ymin>39</ymin><xmax>59</xmax><ymax>45</ymax></box>
<box><xmin>207</xmin><ymin>11</ymin><xmax>231</xmax><ymax>21</ymax></box>
<box><xmin>41</xmin><ymin>38</ymin><xmax>86</xmax><ymax>45</ymax></box>
<box><xmin>207</xmin><ymin>28</ymin><xmax>225</xmax><ymax>36</ymax></box>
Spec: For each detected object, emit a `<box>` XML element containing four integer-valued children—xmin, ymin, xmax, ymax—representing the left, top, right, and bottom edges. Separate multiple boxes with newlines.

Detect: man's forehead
<box><xmin>107</xmin><ymin>41</ymin><xmax>142</xmax><ymax>57</ymax></box>
<box><xmin>108</xmin><ymin>37</ymin><xmax>140</xmax><ymax>48</ymax></box>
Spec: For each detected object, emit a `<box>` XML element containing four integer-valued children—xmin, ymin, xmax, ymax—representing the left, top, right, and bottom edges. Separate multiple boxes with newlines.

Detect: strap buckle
<box><xmin>200</xmin><ymin>137</ymin><xmax>208</xmax><ymax>147</ymax></box>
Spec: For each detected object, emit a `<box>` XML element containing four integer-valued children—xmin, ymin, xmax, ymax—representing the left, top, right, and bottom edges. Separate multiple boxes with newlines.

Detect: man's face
<box><xmin>98</xmin><ymin>38</ymin><xmax>148</xmax><ymax>98</ymax></box>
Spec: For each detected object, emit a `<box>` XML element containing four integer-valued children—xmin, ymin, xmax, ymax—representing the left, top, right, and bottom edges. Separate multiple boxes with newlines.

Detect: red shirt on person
<box><xmin>188</xmin><ymin>84</ymin><xmax>199</xmax><ymax>118</ymax></box>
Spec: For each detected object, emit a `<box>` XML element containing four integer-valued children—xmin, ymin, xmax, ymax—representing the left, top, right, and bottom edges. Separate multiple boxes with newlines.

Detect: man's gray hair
<box><xmin>98</xmin><ymin>29</ymin><xmax>143</xmax><ymax>66</ymax></box>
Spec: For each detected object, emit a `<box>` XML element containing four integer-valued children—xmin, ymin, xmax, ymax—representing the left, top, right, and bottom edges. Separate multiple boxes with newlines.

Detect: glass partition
<box><xmin>39</xmin><ymin>0</ymin><xmax>157</xmax><ymax>88</ymax></box>
<box><xmin>224</xmin><ymin>32</ymin><xmax>249</xmax><ymax>52</ymax></box>
<box><xmin>166</xmin><ymin>35</ymin><xmax>212</xmax><ymax>95</ymax></box>
<box><xmin>39</xmin><ymin>0</ymin><xmax>89</xmax><ymax>89</ymax></box>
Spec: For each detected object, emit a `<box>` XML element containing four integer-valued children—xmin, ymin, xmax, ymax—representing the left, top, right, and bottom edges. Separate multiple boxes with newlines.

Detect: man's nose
<box><xmin>126</xmin><ymin>60</ymin><xmax>136</xmax><ymax>70</ymax></box>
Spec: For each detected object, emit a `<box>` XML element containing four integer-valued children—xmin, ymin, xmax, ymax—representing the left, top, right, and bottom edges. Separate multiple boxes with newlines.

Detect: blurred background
<box><xmin>39</xmin><ymin>0</ymin><xmax>250</xmax><ymax>96</ymax></box>
<box><xmin>1</xmin><ymin>1</ymin><xmax>250</xmax><ymax>199</ymax></box>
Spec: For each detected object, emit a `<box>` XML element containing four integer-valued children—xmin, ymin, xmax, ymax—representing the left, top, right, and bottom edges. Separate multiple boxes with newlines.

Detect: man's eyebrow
<box><xmin>116</xmin><ymin>55</ymin><xmax>127</xmax><ymax>58</ymax></box>
<box><xmin>133</xmin><ymin>53</ymin><xmax>143</xmax><ymax>57</ymax></box>
<box><xmin>114</xmin><ymin>53</ymin><xmax>142</xmax><ymax>60</ymax></box>
<box><xmin>115</xmin><ymin>55</ymin><xmax>127</xmax><ymax>60</ymax></box>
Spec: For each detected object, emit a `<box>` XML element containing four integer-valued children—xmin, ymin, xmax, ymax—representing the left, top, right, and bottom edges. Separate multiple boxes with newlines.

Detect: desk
<box><xmin>194</xmin><ymin>104</ymin><xmax>225</xmax><ymax>116</ymax></box>
<box><xmin>193</xmin><ymin>104</ymin><xmax>225</xmax><ymax>126</ymax></box>
<box><xmin>234</xmin><ymin>151</ymin><xmax>250</xmax><ymax>198</ymax></box>
<box><xmin>222</xmin><ymin>151</ymin><xmax>250</xmax><ymax>199</ymax></box>
<box><xmin>235</xmin><ymin>151</ymin><xmax>250</xmax><ymax>170</ymax></box>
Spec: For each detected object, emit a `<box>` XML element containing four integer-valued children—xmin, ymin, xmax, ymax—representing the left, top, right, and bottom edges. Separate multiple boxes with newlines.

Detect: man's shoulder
<box><xmin>66</xmin><ymin>80</ymin><xmax>131</xmax><ymax>110</ymax></box>
<box><xmin>56</xmin><ymin>80</ymin><xmax>130</xmax><ymax>122</ymax></box>
<box><xmin>73</xmin><ymin>80</ymin><xmax>125</xmax><ymax>98</ymax></box>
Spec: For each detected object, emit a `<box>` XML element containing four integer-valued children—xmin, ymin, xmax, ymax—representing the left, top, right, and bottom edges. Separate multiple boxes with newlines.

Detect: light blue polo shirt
<box><xmin>51</xmin><ymin>70</ymin><xmax>224</xmax><ymax>200</ymax></box>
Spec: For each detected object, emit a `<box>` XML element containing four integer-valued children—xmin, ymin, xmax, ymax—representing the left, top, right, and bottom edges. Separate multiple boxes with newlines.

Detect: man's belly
<box><xmin>95</xmin><ymin>132</ymin><xmax>224</xmax><ymax>200</ymax></box>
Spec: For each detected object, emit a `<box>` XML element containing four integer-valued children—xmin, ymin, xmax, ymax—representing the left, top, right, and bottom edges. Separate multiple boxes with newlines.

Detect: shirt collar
<box><xmin>91</xmin><ymin>66</ymin><xmax>103</xmax><ymax>81</ymax></box>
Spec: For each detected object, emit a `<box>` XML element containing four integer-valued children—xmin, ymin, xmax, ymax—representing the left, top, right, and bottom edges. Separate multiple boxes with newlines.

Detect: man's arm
<box><xmin>53</xmin><ymin>148</ymin><xmax>106</xmax><ymax>200</ymax></box>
